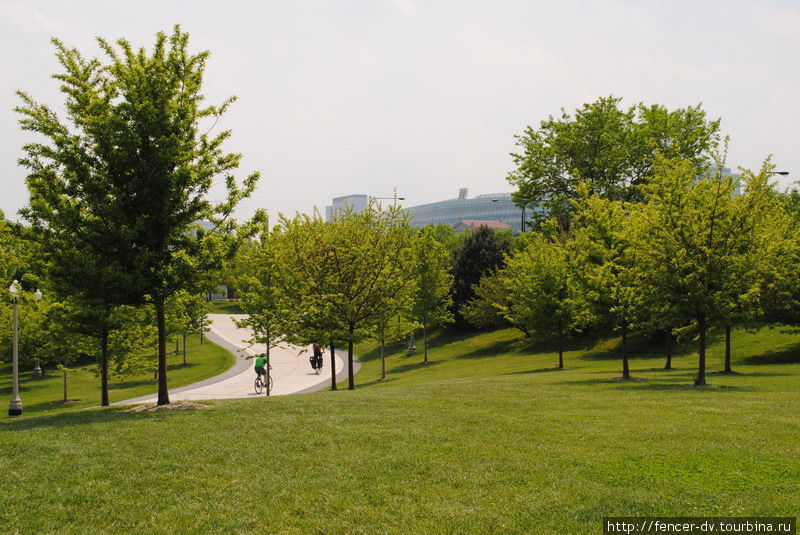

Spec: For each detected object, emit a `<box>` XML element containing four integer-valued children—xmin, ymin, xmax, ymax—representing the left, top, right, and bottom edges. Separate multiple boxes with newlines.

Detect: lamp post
<box><xmin>8</xmin><ymin>281</ymin><xmax>21</xmax><ymax>417</ymax></box>
<box><xmin>7</xmin><ymin>282</ymin><xmax>41</xmax><ymax>417</ymax></box>
<box><xmin>769</xmin><ymin>171</ymin><xmax>790</xmax><ymax>176</ymax></box>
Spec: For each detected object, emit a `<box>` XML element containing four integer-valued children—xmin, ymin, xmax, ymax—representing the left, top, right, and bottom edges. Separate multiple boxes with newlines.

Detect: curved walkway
<box><xmin>116</xmin><ymin>314</ymin><xmax>358</xmax><ymax>405</ymax></box>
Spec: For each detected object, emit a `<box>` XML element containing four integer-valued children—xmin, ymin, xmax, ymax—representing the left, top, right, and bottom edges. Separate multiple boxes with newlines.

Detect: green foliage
<box><xmin>569</xmin><ymin>186</ymin><xmax>645</xmax><ymax>378</ymax></box>
<box><xmin>232</xmin><ymin>223</ymin><xmax>286</xmax><ymax>355</ymax></box>
<box><xmin>411</xmin><ymin>227</ymin><xmax>454</xmax><ymax>342</ymax></box>
<box><xmin>451</xmin><ymin>226</ymin><xmax>511</xmax><ymax>326</ymax></box>
<box><xmin>635</xmin><ymin>154</ymin><xmax>776</xmax><ymax>384</ymax></box>
<box><xmin>507</xmin><ymin>96</ymin><xmax>720</xmax><ymax>229</ymax></box>
<box><xmin>15</xmin><ymin>27</ymin><xmax>259</xmax><ymax>404</ymax></box>
<box><xmin>500</xmin><ymin>235</ymin><xmax>589</xmax><ymax>367</ymax></box>
<box><xmin>461</xmin><ymin>269</ymin><xmax>512</xmax><ymax>331</ymax></box>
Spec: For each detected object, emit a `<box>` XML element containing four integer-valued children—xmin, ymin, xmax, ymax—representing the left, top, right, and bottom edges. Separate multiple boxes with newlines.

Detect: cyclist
<box><xmin>311</xmin><ymin>343</ymin><xmax>324</xmax><ymax>373</ymax></box>
<box><xmin>254</xmin><ymin>354</ymin><xmax>271</xmax><ymax>387</ymax></box>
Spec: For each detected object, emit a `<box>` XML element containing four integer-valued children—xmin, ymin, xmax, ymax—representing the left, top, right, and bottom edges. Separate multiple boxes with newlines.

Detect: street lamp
<box><xmin>769</xmin><ymin>171</ymin><xmax>790</xmax><ymax>176</ymax></box>
<box><xmin>7</xmin><ymin>281</ymin><xmax>42</xmax><ymax>417</ymax></box>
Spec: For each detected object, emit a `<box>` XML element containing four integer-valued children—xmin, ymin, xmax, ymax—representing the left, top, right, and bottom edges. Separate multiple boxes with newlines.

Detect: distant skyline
<box><xmin>1</xmin><ymin>0</ymin><xmax>798</xmax><ymax>221</ymax></box>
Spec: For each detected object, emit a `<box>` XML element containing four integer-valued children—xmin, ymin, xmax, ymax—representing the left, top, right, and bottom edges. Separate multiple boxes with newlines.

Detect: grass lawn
<box><xmin>0</xmin><ymin>333</ymin><xmax>233</xmax><ymax>416</ymax></box>
<box><xmin>1</xmin><ymin>325</ymin><xmax>798</xmax><ymax>534</ymax></box>
<box><xmin>209</xmin><ymin>299</ymin><xmax>244</xmax><ymax>314</ymax></box>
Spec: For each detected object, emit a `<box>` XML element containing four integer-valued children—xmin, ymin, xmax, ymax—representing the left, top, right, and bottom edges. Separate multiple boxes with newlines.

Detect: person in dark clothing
<box><xmin>310</xmin><ymin>343</ymin><xmax>324</xmax><ymax>374</ymax></box>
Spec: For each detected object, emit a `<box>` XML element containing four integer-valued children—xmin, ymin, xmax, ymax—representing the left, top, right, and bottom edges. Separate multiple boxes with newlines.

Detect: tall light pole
<box><xmin>7</xmin><ymin>281</ymin><xmax>41</xmax><ymax>417</ymax></box>
<box><xmin>8</xmin><ymin>281</ymin><xmax>20</xmax><ymax>417</ymax></box>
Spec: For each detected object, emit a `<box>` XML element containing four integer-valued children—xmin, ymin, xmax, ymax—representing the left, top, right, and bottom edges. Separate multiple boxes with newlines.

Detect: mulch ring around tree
<box><xmin>124</xmin><ymin>401</ymin><xmax>210</xmax><ymax>413</ymax></box>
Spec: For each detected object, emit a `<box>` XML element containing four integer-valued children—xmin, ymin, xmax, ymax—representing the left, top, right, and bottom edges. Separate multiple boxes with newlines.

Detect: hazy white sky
<box><xmin>1</xmin><ymin>0</ymin><xmax>799</xmax><ymax>221</ymax></box>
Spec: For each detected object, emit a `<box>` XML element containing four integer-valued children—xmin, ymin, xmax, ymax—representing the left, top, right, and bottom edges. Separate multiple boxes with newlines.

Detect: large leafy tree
<box><xmin>16</xmin><ymin>27</ymin><xmax>258</xmax><ymax>405</ymax></box>
<box><xmin>635</xmin><ymin>155</ymin><xmax>774</xmax><ymax>386</ymax></box>
<box><xmin>507</xmin><ymin>96</ymin><xmax>720</xmax><ymax>229</ymax></box>
<box><xmin>411</xmin><ymin>227</ymin><xmax>453</xmax><ymax>363</ymax></box>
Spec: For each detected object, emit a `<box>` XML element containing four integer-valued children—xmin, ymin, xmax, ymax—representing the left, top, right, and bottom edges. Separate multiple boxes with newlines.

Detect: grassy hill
<box><xmin>0</xmin><ymin>333</ymin><xmax>233</xmax><ymax>416</ymax></box>
<box><xmin>1</xmin><ymin>325</ymin><xmax>798</xmax><ymax>534</ymax></box>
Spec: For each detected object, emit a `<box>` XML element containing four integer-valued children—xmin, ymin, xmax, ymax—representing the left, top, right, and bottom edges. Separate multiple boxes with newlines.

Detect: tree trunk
<box><xmin>423</xmin><ymin>323</ymin><xmax>428</xmax><ymax>364</ymax></box>
<box><xmin>723</xmin><ymin>323</ymin><xmax>733</xmax><ymax>373</ymax></box>
<box><xmin>621</xmin><ymin>321</ymin><xmax>630</xmax><ymax>379</ymax></box>
<box><xmin>199</xmin><ymin>329</ymin><xmax>203</xmax><ymax>345</ymax></box>
<box><xmin>347</xmin><ymin>324</ymin><xmax>355</xmax><ymax>390</ymax></box>
<box><xmin>664</xmin><ymin>331</ymin><xmax>673</xmax><ymax>370</ymax></box>
<box><xmin>558</xmin><ymin>334</ymin><xmax>564</xmax><ymax>369</ymax></box>
<box><xmin>156</xmin><ymin>297</ymin><xmax>170</xmax><ymax>405</ymax></box>
<box><xmin>182</xmin><ymin>331</ymin><xmax>187</xmax><ymax>365</ymax></box>
<box><xmin>695</xmin><ymin>313</ymin><xmax>707</xmax><ymax>386</ymax></box>
<box><xmin>329</xmin><ymin>341</ymin><xmax>337</xmax><ymax>391</ymax></box>
<box><xmin>63</xmin><ymin>370</ymin><xmax>67</xmax><ymax>403</ymax></box>
<box><xmin>100</xmin><ymin>328</ymin><xmax>110</xmax><ymax>406</ymax></box>
<box><xmin>380</xmin><ymin>327</ymin><xmax>386</xmax><ymax>380</ymax></box>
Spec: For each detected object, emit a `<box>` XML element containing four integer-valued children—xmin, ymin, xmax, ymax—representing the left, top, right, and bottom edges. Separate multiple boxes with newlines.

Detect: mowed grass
<box><xmin>0</xmin><ymin>334</ymin><xmax>233</xmax><ymax>416</ymax></box>
<box><xmin>1</xmin><ymin>325</ymin><xmax>798</xmax><ymax>534</ymax></box>
<box><xmin>210</xmin><ymin>299</ymin><xmax>244</xmax><ymax>314</ymax></box>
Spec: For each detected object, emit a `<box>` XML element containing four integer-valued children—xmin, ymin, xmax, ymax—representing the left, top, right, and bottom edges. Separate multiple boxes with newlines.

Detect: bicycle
<box><xmin>254</xmin><ymin>372</ymin><xmax>273</xmax><ymax>395</ymax></box>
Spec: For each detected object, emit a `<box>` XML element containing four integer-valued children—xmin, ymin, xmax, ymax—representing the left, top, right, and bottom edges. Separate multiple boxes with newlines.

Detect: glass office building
<box><xmin>404</xmin><ymin>188</ymin><xmax>528</xmax><ymax>233</ymax></box>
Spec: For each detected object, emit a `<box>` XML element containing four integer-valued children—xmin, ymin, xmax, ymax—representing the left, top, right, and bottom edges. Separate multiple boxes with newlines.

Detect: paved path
<box><xmin>116</xmin><ymin>314</ymin><xmax>356</xmax><ymax>405</ymax></box>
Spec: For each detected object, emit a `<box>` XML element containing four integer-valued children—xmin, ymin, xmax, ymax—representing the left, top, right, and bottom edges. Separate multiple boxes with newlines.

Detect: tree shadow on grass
<box><xmin>389</xmin><ymin>360</ymin><xmax>443</xmax><ymax>375</ymax></box>
<box><xmin>0</xmin><ymin>405</ymin><xmax>188</xmax><ymax>432</ymax></box>
<box><xmin>355</xmin><ymin>377</ymin><xmax>399</xmax><ymax>389</ymax></box>
<box><xmin>506</xmin><ymin>367</ymin><xmax>572</xmax><ymax>376</ymax></box>
<box><xmin>553</xmin><ymin>375</ymin><xmax>755</xmax><ymax>392</ymax></box>
<box><xmin>455</xmin><ymin>338</ymin><xmax>524</xmax><ymax>360</ymax></box>
<box><xmin>742</xmin><ymin>343</ymin><xmax>800</xmax><ymax>365</ymax></box>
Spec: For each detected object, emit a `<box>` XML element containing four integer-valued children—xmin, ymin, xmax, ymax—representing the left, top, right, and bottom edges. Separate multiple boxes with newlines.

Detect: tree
<box><xmin>451</xmin><ymin>226</ymin><xmax>511</xmax><ymax>326</ymax></box>
<box><xmin>167</xmin><ymin>290</ymin><xmax>212</xmax><ymax>365</ymax></box>
<box><xmin>501</xmin><ymin>234</ymin><xmax>589</xmax><ymax>368</ymax></box>
<box><xmin>411</xmin><ymin>227</ymin><xmax>453</xmax><ymax>363</ymax></box>
<box><xmin>233</xmin><ymin>223</ymin><xmax>287</xmax><ymax>370</ymax></box>
<box><xmin>16</xmin><ymin>27</ymin><xmax>259</xmax><ymax>405</ymax></box>
<box><xmin>461</xmin><ymin>269</ymin><xmax>516</xmax><ymax>332</ymax></box>
<box><xmin>570</xmin><ymin>187</ymin><xmax>642</xmax><ymax>379</ymax></box>
<box><xmin>507</xmin><ymin>96</ymin><xmax>720</xmax><ymax>229</ymax></box>
<box><xmin>635</xmin><ymin>155</ymin><xmax>774</xmax><ymax>385</ymax></box>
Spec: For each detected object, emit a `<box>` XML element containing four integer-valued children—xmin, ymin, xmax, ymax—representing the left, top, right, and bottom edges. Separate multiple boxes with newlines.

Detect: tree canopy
<box><xmin>507</xmin><ymin>96</ymin><xmax>720</xmax><ymax>229</ymax></box>
<box><xmin>16</xmin><ymin>27</ymin><xmax>259</xmax><ymax>405</ymax></box>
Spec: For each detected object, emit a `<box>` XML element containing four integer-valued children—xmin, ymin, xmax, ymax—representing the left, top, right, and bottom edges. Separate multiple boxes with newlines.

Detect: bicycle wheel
<box><xmin>267</xmin><ymin>375</ymin><xmax>273</xmax><ymax>394</ymax></box>
<box><xmin>254</xmin><ymin>376</ymin><xmax>263</xmax><ymax>395</ymax></box>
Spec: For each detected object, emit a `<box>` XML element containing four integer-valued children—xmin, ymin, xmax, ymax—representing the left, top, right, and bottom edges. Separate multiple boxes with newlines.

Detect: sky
<box><xmin>1</xmin><ymin>0</ymin><xmax>799</xmax><ymax>222</ymax></box>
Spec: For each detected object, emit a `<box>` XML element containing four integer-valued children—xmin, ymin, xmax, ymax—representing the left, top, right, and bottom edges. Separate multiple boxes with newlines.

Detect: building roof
<box><xmin>456</xmin><ymin>220</ymin><xmax>513</xmax><ymax>230</ymax></box>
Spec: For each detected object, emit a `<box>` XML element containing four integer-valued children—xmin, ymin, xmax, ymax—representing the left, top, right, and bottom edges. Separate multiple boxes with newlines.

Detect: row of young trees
<box><xmin>464</xmin><ymin>152</ymin><xmax>800</xmax><ymax>386</ymax></box>
<box><xmin>230</xmin><ymin>205</ymin><xmax>455</xmax><ymax>389</ymax></box>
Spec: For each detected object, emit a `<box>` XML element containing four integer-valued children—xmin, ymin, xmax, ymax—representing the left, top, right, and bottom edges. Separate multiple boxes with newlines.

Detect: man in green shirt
<box><xmin>254</xmin><ymin>354</ymin><xmax>271</xmax><ymax>391</ymax></box>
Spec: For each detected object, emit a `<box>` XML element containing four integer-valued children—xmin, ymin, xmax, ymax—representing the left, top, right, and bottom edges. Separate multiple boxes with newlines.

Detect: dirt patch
<box><xmin>124</xmin><ymin>401</ymin><xmax>210</xmax><ymax>412</ymax></box>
